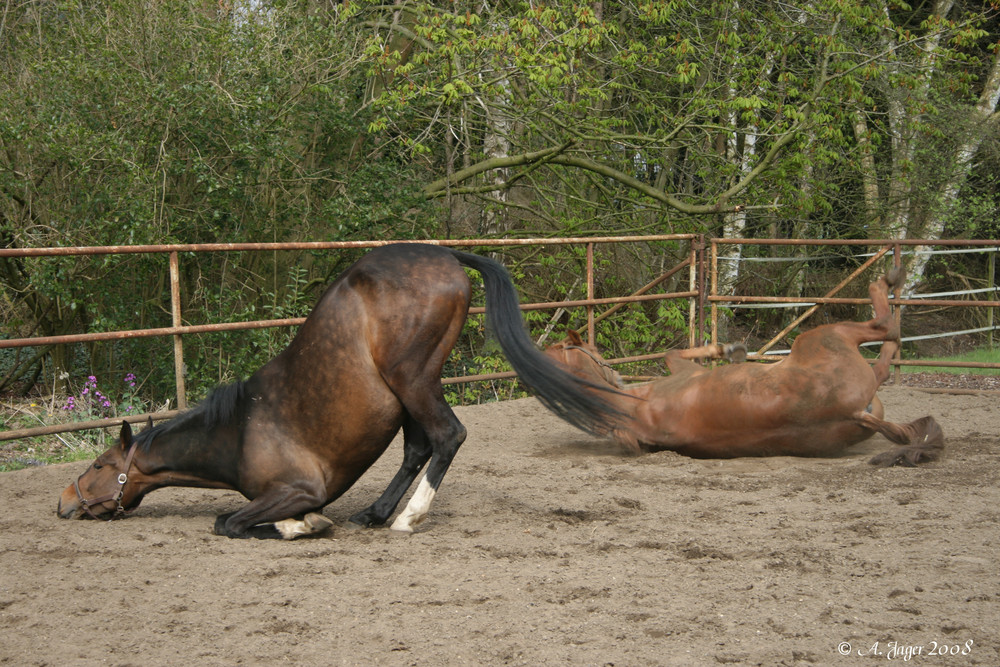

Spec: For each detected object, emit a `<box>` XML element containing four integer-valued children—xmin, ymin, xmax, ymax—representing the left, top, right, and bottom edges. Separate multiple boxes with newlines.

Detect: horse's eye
<box><xmin>93</xmin><ymin>463</ymin><xmax>103</xmax><ymax>471</ymax></box>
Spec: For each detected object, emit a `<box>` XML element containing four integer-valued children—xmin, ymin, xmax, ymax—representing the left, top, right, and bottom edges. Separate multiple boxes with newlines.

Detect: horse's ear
<box><xmin>567</xmin><ymin>329</ymin><xmax>584</xmax><ymax>345</ymax></box>
<box><xmin>119</xmin><ymin>421</ymin><xmax>134</xmax><ymax>448</ymax></box>
<box><xmin>145</xmin><ymin>416</ymin><xmax>154</xmax><ymax>432</ymax></box>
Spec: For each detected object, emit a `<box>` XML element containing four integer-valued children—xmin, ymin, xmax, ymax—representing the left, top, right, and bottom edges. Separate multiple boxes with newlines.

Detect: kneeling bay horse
<box><xmin>544</xmin><ymin>268</ymin><xmax>943</xmax><ymax>466</ymax></box>
<box><xmin>58</xmin><ymin>244</ymin><xmax>623</xmax><ymax>538</ymax></box>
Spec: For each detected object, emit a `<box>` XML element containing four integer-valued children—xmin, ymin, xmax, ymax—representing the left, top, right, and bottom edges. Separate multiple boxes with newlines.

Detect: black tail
<box><xmin>450</xmin><ymin>249</ymin><xmax>627</xmax><ymax>436</ymax></box>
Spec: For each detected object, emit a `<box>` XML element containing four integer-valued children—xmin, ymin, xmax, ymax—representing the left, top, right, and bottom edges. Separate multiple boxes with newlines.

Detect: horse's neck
<box><xmin>581</xmin><ymin>367</ymin><xmax>644</xmax><ymax>415</ymax></box>
<box><xmin>140</xmin><ymin>427</ymin><xmax>241</xmax><ymax>490</ymax></box>
<box><xmin>581</xmin><ymin>364</ymin><xmax>616</xmax><ymax>386</ymax></box>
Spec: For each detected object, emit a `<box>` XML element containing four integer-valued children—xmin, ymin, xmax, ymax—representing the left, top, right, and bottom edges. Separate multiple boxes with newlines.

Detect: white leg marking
<box><xmin>274</xmin><ymin>512</ymin><xmax>334</xmax><ymax>540</ymax></box>
<box><xmin>390</xmin><ymin>476</ymin><xmax>437</xmax><ymax>533</ymax></box>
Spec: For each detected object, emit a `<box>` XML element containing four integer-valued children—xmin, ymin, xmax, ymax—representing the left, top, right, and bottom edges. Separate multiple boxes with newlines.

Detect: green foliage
<box><xmin>901</xmin><ymin>348</ymin><xmax>1000</xmax><ymax>375</ymax></box>
<box><xmin>0</xmin><ymin>0</ymin><xmax>438</xmax><ymax>398</ymax></box>
<box><xmin>2</xmin><ymin>0</ymin><xmax>999</xmax><ymax>409</ymax></box>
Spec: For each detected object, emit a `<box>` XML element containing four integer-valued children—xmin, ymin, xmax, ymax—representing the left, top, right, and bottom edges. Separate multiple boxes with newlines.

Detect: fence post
<box><xmin>709</xmin><ymin>239</ymin><xmax>719</xmax><ymax>346</ymax></box>
<box><xmin>893</xmin><ymin>243</ymin><xmax>902</xmax><ymax>384</ymax></box>
<box><xmin>689</xmin><ymin>237</ymin><xmax>699</xmax><ymax>347</ymax></box>
<box><xmin>989</xmin><ymin>249</ymin><xmax>997</xmax><ymax>349</ymax></box>
<box><xmin>169</xmin><ymin>251</ymin><xmax>187</xmax><ymax>410</ymax></box>
<box><xmin>586</xmin><ymin>242</ymin><xmax>595</xmax><ymax>343</ymax></box>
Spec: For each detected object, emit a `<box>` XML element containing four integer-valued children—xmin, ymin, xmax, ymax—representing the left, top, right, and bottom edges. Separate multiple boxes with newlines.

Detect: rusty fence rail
<box><xmin>1</xmin><ymin>235</ymin><xmax>698</xmax><ymax>441</ymax></box>
<box><xmin>3</xmin><ymin>235</ymin><xmax>998</xmax><ymax>443</ymax></box>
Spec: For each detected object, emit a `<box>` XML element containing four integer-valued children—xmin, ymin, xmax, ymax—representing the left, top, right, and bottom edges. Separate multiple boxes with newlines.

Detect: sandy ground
<box><xmin>0</xmin><ymin>385</ymin><xmax>997</xmax><ymax>666</ymax></box>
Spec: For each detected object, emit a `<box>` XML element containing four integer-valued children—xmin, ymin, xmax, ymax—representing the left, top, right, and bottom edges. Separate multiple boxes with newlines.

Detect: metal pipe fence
<box><xmin>2</xmin><ymin>235</ymin><xmax>998</xmax><ymax>442</ymax></box>
<box><xmin>708</xmin><ymin>239</ymin><xmax>1000</xmax><ymax>385</ymax></box>
<box><xmin>0</xmin><ymin>235</ymin><xmax>696</xmax><ymax>441</ymax></box>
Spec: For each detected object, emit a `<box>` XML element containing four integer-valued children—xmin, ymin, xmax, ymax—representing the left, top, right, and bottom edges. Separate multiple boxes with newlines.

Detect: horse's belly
<box><xmin>663</xmin><ymin>420</ymin><xmax>877</xmax><ymax>458</ymax></box>
<box><xmin>240</xmin><ymin>384</ymin><xmax>405</xmax><ymax>497</ymax></box>
<box><xmin>635</xmin><ymin>389</ymin><xmax>876</xmax><ymax>458</ymax></box>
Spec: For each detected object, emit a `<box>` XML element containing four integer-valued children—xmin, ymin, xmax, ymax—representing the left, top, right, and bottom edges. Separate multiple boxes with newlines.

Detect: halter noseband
<box><xmin>73</xmin><ymin>439</ymin><xmax>140</xmax><ymax>521</ymax></box>
<box><xmin>562</xmin><ymin>344</ymin><xmax>626</xmax><ymax>388</ymax></box>
<box><xmin>564</xmin><ymin>344</ymin><xmax>617</xmax><ymax>373</ymax></box>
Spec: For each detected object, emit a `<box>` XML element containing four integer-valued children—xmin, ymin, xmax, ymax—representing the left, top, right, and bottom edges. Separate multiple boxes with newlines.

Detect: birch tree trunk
<box><xmin>717</xmin><ymin>65</ymin><xmax>775</xmax><ymax>300</ymax></box>
<box><xmin>479</xmin><ymin>74</ymin><xmax>512</xmax><ymax>236</ymax></box>
<box><xmin>905</xmin><ymin>46</ymin><xmax>1000</xmax><ymax>292</ymax></box>
<box><xmin>853</xmin><ymin>110</ymin><xmax>880</xmax><ymax>226</ymax></box>
<box><xmin>881</xmin><ymin>0</ymin><xmax>954</xmax><ymax>239</ymax></box>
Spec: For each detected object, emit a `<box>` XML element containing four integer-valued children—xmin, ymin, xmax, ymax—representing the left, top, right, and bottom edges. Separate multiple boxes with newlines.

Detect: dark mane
<box><xmin>137</xmin><ymin>381</ymin><xmax>247</xmax><ymax>450</ymax></box>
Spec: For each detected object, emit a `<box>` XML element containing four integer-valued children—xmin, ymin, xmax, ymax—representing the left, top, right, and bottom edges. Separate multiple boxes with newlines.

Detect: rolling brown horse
<box><xmin>544</xmin><ymin>268</ymin><xmax>943</xmax><ymax>466</ymax></box>
<box><xmin>58</xmin><ymin>244</ymin><xmax>623</xmax><ymax>538</ymax></box>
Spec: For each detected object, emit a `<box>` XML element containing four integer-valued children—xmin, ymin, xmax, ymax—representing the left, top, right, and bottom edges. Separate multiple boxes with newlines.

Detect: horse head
<box><xmin>57</xmin><ymin>420</ymin><xmax>151</xmax><ymax>520</ymax></box>
<box><xmin>544</xmin><ymin>329</ymin><xmax>625</xmax><ymax>389</ymax></box>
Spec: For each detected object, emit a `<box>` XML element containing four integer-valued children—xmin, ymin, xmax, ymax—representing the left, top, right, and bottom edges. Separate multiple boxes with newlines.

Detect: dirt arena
<box><xmin>0</xmin><ymin>385</ymin><xmax>997</xmax><ymax>666</ymax></box>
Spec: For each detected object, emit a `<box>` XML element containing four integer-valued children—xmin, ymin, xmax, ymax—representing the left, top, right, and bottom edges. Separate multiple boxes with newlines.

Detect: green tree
<box><xmin>0</xmin><ymin>0</ymin><xmax>432</xmax><ymax>394</ymax></box>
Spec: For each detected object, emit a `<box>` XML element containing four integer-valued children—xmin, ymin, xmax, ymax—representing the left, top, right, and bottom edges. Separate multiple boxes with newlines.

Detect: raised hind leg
<box><xmin>819</xmin><ymin>267</ymin><xmax>903</xmax><ymax>385</ymax></box>
<box><xmin>871</xmin><ymin>332</ymin><xmax>899</xmax><ymax>386</ymax></box>
<box><xmin>349</xmin><ymin>414</ymin><xmax>432</xmax><ymax>527</ymax></box>
<box><xmin>838</xmin><ymin>266</ymin><xmax>903</xmax><ymax>346</ymax></box>
<box><xmin>869</xmin><ymin>267</ymin><xmax>905</xmax><ymax>385</ymax></box>
<box><xmin>859</xmin><ymin>412</ymin><xmax>944</xmax><ymax>467</ymax></box>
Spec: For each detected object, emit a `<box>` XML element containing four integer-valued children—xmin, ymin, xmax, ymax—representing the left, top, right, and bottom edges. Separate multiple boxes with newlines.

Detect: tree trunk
<box><xmin>905</xmin><ymin>46</ymin><xmax>1000</xmax><ymax>291</ymax></box>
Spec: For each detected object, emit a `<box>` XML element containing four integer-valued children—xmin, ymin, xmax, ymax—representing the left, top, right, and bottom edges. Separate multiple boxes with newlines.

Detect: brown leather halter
<box><xmin>73</xmin><ymin>439</ymin><xmax>140</xmax><ymax>520</ymax></box>
<box><xmin>562</xmin><ymin>344</ymin><xmax>623</xmax><ymax>387</ymax></box>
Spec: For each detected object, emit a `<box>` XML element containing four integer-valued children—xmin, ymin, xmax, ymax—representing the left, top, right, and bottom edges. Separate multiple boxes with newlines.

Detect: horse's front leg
<box><xmin>213</xmin><ymin>484</ymin><xmax>332</xmax><ymax>540</ymax></box>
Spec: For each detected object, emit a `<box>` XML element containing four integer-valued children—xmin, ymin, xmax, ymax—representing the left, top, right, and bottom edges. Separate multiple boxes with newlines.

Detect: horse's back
<box><xmin>285</xmin><ymin>244</ymin><xmax>469</xmax><ymax>355</ymax></box>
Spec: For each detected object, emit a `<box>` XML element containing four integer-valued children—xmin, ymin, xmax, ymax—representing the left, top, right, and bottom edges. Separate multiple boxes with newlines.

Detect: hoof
<box><xmin>348</xmin><ymin>508</ymin><xmax>385</xmax><ymax>528</ymax></box>
<box><xmin>724</xmin><ymin>343</ymin><xmax>747</xmax><ymax>364</ymax></box>
<box><xmin>305</xmin><ymin>512</ymin><xmax>334</xmax><ymax>533</ymax></box>
<box><xmin>214</xmin><ymin>512</ymin><xmax>235</xmax><ymax>536</ymax></box>
<box><xmin>388</xmin><ymin>522</ymin><xmax>416</xmax><ymax>534</ymax></box>
<box><xmin>885</xmin><ymin>266</ymin><xmax>905</xmax><ymax>289</ymax></box>
<box><xmin>274</xmin><ymin>512</ymin><xmax>334</xmax><ymax>540</ymax></box>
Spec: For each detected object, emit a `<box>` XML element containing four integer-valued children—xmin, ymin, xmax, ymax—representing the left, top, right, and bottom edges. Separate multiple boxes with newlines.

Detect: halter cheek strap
<box><xmin>564</xmin><ymin>345</ymin><xmax>617</xmax><ymax>372</ymax></box>
<box><xmin>73</xmin><ymin>440</ymin><xmax>140</xmax><ymax>521</ymax></box>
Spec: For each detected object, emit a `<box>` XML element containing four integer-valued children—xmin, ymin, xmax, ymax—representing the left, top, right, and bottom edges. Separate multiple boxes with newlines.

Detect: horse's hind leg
<box><xmin>212</xmin><ymin>512</ymin><xmax>332</xmax><ymax>540</ymax></box>
<box><xmin>871</xmin><ymin>332</ymin><xmax>899</xmax><ymax>386</ymax></box>
<box><xmin>378</xmin><ymin>383</ymin><xmax>466</xmax><ymax>533</ymax></box>
<box><xmin>390</xmin><ymin>400</ymin><xmax>467</xmax><ymax>533</ymax></box>
<box><xmin>273</xmin><ymin>512</ymin><xmax>335</xmax><ymax>539</ymax></box>
<box><xmin>858</xmin><ymin>412</ymin><xmax>945</xmax><ymax>467</ymax></box>
<box><xmin>868</xmin><ymin>267</ymin><xmax>905</xmax><ymax>385</ymax></box>
<box><xmin>825</xmin><ymin>268</ymin><xmax>903</xmax><ymax>386</ymax></box>
<box><xmin>349</xmin><ymin>414</ymin><xmax>432</xmax><ymax>527</ymax></box>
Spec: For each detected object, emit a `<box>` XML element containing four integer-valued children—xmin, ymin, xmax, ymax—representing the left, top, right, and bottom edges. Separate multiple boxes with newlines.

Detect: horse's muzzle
<box><xmin>57</xmin><ymin>484</ymin><xmax>88</xmax><ymax>519</ymax></box>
